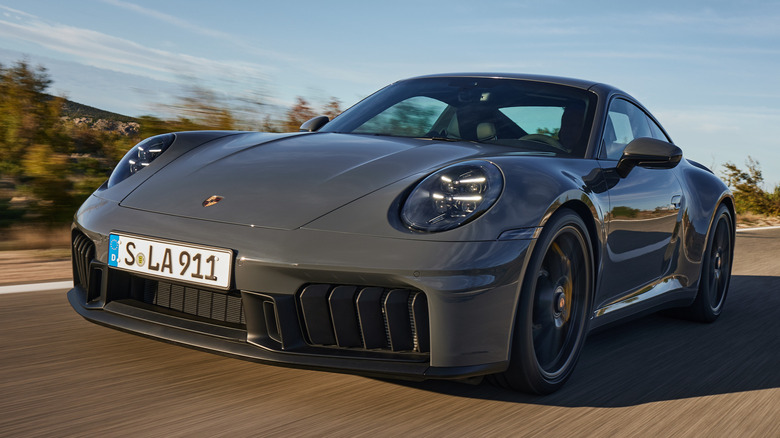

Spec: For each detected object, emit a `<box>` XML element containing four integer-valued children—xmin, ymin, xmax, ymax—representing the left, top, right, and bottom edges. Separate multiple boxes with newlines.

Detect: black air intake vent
<box><xmin>298</xmin><ymin>284</ymin><xmax>429</xmax><ymax>353</ymax></box>
<box><xmin>72</xmin><ymin>231</ymin><xmax>95</xmax><ymax>291</ymax></box>
<box><xmin>141</xmin><ymin>278</ymin><xmax>245</xmax><ymax>327</ymax></box>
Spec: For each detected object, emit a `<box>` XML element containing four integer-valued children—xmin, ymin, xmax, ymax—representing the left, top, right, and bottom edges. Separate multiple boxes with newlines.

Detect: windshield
<box><xmin>321</xmin><ymin>77</ymin><xmax>597</xmax><ymax>157</ymax></box>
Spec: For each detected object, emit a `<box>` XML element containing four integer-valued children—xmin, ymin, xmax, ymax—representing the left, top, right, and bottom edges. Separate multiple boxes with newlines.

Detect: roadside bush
<box><xmin>722</xmin><ymin>157</ymin><xmax>780</xmax><ymax>216</ymax></box>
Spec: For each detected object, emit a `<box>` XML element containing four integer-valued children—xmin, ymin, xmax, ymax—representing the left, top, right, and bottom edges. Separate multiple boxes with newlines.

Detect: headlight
<box><xmin>107</xmin><ymin>134</ymin><xmax>175</xmax><ymax>188</ymax></box>
<box><xmin>401</xmin><ymin>160</ymin><xmax>503</xmax><ymax>232</ymax></box>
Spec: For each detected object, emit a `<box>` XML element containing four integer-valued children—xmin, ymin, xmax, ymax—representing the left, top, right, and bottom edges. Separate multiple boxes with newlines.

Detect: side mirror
<box><xmin>299</xmin><ymin>116</ymin><xmax>330</xmax><ymax>132</ymax></box>
<box><xmin>616</xmin><ymin>137</ymin><xmax>683</xmax><ymax>178</ymax></box>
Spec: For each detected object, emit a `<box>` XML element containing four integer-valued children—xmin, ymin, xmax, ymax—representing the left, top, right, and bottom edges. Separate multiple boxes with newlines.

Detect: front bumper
<box><xmin>69</xmin><ymin>195</ymin><xmax>536</xmax><ymax>380</ymax></box>
<box><xmin>68</xmin><ymin>285</ymin><xmax>506</xmax><ymax>380</ymax></box>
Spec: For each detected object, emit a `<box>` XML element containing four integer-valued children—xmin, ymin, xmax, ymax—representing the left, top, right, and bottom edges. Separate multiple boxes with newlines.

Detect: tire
<box><xmin>685</xmin><ymin>204</ymin><xmax>733</xmax><ymax>322</ymax></box>
<box><xmin>492</xmin><ymin>209</ymin><xmax>593</xmax><ymax>394</ymax></box>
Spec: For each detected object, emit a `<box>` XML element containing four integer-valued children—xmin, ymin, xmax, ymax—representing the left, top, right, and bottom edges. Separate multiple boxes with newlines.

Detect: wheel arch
<box><xmin>696</xmin><ymin>193</ymin><xmax>737</xmax><ymax>286</ymax></box>
<box><xmin>720</xmin><ymin>194</ymin><xmax>737</xmax><ymax>256</ymax></box>
<box><xmin>535</xmin><ymin>191</ymin><xmax>604</xmax><ymax>297</ymax></box>
<box><xmin>558</xmin><ymin>200</ymin><xmax>600</xmax><ymax>273</ymax></box>
<box><xmin>720</xmin><ymin>195</ymin><xmax>736</xmax><ymax>232</ymax></box>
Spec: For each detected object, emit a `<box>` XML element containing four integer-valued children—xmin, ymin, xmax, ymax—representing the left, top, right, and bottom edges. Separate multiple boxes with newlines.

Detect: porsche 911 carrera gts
<box><xmin>68</xmin><ymin>74</ymin><xmax>734</xmax><ymax>394</ymax></box>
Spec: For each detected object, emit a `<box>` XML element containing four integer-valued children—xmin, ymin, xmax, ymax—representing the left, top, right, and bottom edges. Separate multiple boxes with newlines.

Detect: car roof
<box><xmin>403</xmin><ymin>72</ymin><xmax>610</xmax><ymax>92</ymax></box>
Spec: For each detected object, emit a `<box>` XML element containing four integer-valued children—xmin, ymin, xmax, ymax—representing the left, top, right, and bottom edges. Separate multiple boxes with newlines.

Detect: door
<box><xmin>596</xmin><ymin>98</ymin><xmax>683</xmax><ymax>307</ymax></box>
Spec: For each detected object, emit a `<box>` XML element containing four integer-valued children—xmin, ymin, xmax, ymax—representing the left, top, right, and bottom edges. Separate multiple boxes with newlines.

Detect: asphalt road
<box><xmin>1</xmin><ymin>229</ymin><xmax>778</xmax><ymax>437</ymax></box>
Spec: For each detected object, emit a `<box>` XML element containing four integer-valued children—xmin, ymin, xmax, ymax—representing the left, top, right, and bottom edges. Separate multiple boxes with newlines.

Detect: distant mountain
<box><xmin>59</xmin><ymin>97</ymin><xmax>137</xmax><ymax>123</ymax></box>
<box><xmin>55</xmin><ymin>96</ymin><xmax>140</xmax><ymax>136</ymax></box>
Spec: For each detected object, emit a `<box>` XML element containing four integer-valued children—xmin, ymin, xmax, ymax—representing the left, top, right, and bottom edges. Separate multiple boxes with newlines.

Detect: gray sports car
<box><xmin>69</xmin><ymin>74</ymin><xmax>735</xmax><ymax>394</ymax></box>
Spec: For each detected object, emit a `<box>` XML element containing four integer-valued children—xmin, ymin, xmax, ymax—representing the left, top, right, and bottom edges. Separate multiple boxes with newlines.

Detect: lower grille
<box><xmin>72</xmin><ymin>231</ymin><xmax>95</xmax><ymax>291</ymax></box>
<box><xmin>140</xmin><ymin>278</ymin><xmax>245</xmax><ymax>326</ymax></box>
<box><xmin>298</xmin><ymin>284</ymin><xmax>429</xmax><ymax>353</ymax></box>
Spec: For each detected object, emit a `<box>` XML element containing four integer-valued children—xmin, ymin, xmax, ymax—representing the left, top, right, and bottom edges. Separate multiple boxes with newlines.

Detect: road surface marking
<box><xmin>736</xmin><ymin>225</ymin><xmax>780</xmax><ymax>232</ymax></box>
<box><xmin>0</xmin><ymin>281</ymin><xmax>73</xmax><ymax>295</ymax></box>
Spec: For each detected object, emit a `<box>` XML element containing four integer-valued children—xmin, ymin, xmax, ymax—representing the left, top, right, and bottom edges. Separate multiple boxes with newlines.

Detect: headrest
<box><xmin>476</xmin><ymin>122</ymin><xmax>496</xmax><ymax>141</ymax></box>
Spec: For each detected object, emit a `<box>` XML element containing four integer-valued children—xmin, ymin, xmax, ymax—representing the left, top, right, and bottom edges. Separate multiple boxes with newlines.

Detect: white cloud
<box><xmin>0</xmin><ymin>5</ymin><xmax>37</xmax><ymax>20</ymax></box>
<box><xmin>94</xmin><ymin>1</ymin><xmax>373</xmax><ymax>86</ymax></box>
<box><xmin>0</xmin><ymin>11</ymin><xmax>272</xmax><ymax>86</ymax></box>
<box><xmin>98</xmin><ymin>0</ymin><xmax>245</xmax><ymax>45</ymax></box>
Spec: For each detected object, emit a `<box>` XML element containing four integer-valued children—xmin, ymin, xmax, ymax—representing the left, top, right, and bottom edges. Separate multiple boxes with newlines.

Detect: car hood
<box><xmin>120</xmin><ymin>132</ymin><xmax>488</xmax><ymax>230</ymax></box>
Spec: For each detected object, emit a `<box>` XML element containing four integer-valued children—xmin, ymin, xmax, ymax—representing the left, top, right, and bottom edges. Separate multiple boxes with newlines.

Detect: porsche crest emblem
<box><xmin>202</xmin><ymin>195</ymin><xmax>224</xmax><ymax>207</ymax></box>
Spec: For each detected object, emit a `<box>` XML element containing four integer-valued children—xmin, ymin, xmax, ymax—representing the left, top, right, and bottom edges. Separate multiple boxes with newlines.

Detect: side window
<box><xmin>646</xmin><ymin>115</ymin><xmax>670</xmax><ymax>142</ymax></box>
<box><xmin>601</xmin><ymin>99</ymin><xmax>652</xmax><ymax>160</ymax></box>
<box><xmin>353</xmin><ymin>96</ymin><xmax>449</xmax><ymax>137</ymax></box>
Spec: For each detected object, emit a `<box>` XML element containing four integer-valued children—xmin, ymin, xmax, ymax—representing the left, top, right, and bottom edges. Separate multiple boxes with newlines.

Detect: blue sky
<box><xmin>0</xmin><ymin>0</ymin><xmax>778</xmax><ymax>186</ymax></box>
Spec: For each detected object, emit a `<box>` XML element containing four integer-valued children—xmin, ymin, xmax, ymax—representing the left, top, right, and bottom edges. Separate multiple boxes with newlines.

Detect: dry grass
<box><xmin>0</xmin><ymin>225</ymin><xmax>71</xmax><ymax>252</ymax></box>
<box><xmin>736</xmin><ymin>212</ymin><xmax>780</xmax><ymax>228</ymax></box>
<box><xmin>0</xmin><ymin>249</ymin><xmax>71</xmax><ymax>285</ymax></box>
<box><xmin>0</xmin><ymin>226</ymin><xmax>71</xmax><ymax>284</ymax></box>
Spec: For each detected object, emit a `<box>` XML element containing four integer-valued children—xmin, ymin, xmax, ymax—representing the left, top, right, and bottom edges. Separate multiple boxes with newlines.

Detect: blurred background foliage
<box><xmin>722</xmin><ymin>157</ymin><xmax>780</xmax><ymax>216</ymax></box>
<box><xmin>0</xmin><ymin>59</ymin><xmax>341</xmax><ymax>232</ymax></box>
<box><xmin>0</xmin><ymin>58</ymin><xmax>777</xmax><ymax>237</ymax></box>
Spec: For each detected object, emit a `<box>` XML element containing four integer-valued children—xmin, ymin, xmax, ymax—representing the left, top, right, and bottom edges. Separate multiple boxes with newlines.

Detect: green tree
<box><xmin>21</xmin><ymin>143</ymin><xmax>77</xmax><ymax>224</ymax></box>
<box><xmin>0</xmin><ymin>60</ymin><xmax>137</xmax><ymax>227</ymax></box>
<box><xmin>722</xmin><ymin>157</ymin><xmax>780</xmax><ymax>215</ymax></box>
<box><xmin>0</xmin><ymin>61</ymin><xmax>67</xmax><ymax>177</ymax></box>
<box><xmin>0</xmin><ymin>179</ymin><xmax>24</xmax><ymax>228</ymax></box>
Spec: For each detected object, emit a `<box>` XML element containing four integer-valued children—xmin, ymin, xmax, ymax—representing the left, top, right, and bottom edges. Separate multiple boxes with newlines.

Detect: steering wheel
<box><xmin>519</xmin><ymin>134</ymin><xmax>567</xmax><ymax>152</ymax></box>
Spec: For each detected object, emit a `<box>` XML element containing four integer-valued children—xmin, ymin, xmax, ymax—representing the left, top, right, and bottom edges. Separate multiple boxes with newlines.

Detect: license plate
<box><xmin>108</xmin><ymin>233</ymin><xmax>233</xmax><ymax>290</ymax></box>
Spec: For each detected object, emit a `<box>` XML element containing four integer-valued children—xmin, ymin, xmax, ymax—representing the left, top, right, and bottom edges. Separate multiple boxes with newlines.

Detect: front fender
<box><xmin>306</xmin><ymin>156</ymin><xmax>609</xmax><ymax>243</ymax></box>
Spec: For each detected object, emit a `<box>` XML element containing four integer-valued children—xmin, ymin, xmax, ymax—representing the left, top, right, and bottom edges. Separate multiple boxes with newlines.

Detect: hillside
<box><xmin>57</xmin><ymin>96</ymin><xmax>140</xmax><ymax>136</ymax></box>
<box><xmin>59</xmin><ymin>97</ymin><xmax>137</xmax><ymax>123</ymax></box>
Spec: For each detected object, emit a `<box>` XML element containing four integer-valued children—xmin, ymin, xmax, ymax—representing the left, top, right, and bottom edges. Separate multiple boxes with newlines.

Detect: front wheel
<box><xmin>492</xmin><ymin>210</ymin><xmax>593</xmax><ymax>394</ymax></box>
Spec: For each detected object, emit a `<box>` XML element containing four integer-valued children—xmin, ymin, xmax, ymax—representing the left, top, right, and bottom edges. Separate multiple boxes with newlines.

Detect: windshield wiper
<box><xmin>417</xmin><ymin>136</ymin><xmax>461</xmax><ymax>142</ymax></box>
<box><xmin>343</xmin><ymin>132</ymin><xmax>465</xmax><ymax>142</ymax></box>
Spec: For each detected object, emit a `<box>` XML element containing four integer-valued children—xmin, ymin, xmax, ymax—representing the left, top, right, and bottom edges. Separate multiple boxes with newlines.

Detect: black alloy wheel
<box><xmin>687</xmin><ymin>204</ymin><xmax>733</xmax><ymax>322</ymax></box>
<box><xmin>493</xmin><ymin>209</ymin><xmax>593</xmax><ymax>394</ymax></box>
